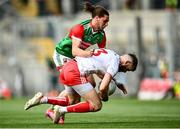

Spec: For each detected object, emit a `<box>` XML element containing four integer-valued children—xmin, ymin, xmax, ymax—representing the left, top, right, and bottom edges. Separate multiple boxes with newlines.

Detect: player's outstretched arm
<box><xmin>112</xmin><ymin>79</ymin><xmax>128</xmax><ymax>94</ymax></box>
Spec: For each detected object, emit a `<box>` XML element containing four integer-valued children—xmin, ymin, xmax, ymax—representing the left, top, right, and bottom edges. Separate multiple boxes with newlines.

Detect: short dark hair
<box><xmin>84</xmin><ymin>2</ymin><xmax>109</xmax><ymax>18</ymax></box>
<box><xmin>128</xmin><ymin>53</ymin><xmax>138</xmax><ymax>71</ymax></box>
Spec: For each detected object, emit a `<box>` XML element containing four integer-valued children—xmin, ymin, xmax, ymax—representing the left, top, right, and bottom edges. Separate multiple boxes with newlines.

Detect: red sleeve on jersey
<box><xmin>98</xmin><ymin>32</ymin><xmax>106</xmax><ymax>48</ymax></box>
<box><xmin>69</xmin><ymin>24</ymin><xmax>84</xmax><ymax>40</ymax></box>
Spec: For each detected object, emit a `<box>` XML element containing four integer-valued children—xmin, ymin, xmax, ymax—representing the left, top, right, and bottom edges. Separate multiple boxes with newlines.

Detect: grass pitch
<box><xmin>0</xmin><ymin>97</ymin><xmax>180</xmax><ymax>128</ymax></box>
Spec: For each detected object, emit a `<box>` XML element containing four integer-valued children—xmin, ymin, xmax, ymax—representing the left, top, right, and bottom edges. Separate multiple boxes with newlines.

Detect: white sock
<box><xmin>59</xmin><ymin>106</ymin><xmax>67</xmax><ymax>113</ymax></box>
<box><xmin>40</xmin><ymin>96</ymin><xmax>48</xmax><ymax>103</ymax></box>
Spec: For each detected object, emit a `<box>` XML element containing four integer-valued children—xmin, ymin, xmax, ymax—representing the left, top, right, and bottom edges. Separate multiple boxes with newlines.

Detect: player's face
<box><xmin>118</xmin><ymin>62</ymin><xmax>133</xmax><ymax>73</ymax></box>
<box><xmin>97</xmin><ymin>15</ymin><xmax>109</xmax><ymax>31</ymax></box>
<box><xmin>118</xmin><ymin>65</ymin><xmax>128</xmax><ymax>73</ymax></box>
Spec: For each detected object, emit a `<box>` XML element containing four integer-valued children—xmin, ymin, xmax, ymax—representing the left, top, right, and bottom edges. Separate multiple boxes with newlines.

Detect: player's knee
<box><xmin>69</xmin><ymin>97</ymin><xmax>80</xmax><ymax>105</ymax></box>
<box><xmin>92</xmin><ymin>101</ymin><xmax>102</xmax><ymax>112</ymax></box>
<box><xmin>58</xmin><ymin>90</ymin><xmax>66</xmax><ymax>97</ymax></box>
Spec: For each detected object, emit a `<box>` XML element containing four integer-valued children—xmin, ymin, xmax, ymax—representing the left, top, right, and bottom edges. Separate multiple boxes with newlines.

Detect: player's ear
<box><xmin>125</xmin><ymin>61</ymin><xmax>131</xmax><ymax>65</ymax></box>
<box><xmin>94</xmin><ymin>16</ymin><xmax>100</xmax><ymax>21</ymax></box>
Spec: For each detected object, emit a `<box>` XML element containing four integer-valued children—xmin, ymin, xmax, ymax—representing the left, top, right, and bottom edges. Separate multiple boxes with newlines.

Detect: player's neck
<box><xmin>91</xmin><ymin>19</ymin><xmax>99</xmax><ymax>32</ymax></box>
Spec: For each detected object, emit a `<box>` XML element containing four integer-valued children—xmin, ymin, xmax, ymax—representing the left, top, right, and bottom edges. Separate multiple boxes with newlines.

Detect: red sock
<box><xmin>67</xmin><ymin>102</ymin><xmax>93</xmax><ymax>113</ymax></box>
<box><xmin>47</xmin><ymin>97</ymin><xmax>69</xmax><ymax>106</ymax></box>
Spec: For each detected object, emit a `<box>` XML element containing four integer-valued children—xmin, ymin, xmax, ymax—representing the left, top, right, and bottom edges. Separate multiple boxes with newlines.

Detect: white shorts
<box><xmin>64</xmin><ymin>83</ymin><xmax>93</xmax><ymax>96</ymax></box>
<box><xmin>53</xmin><ymin>50</ymin><xmax>71</xmax><ymax>67</ymax></box>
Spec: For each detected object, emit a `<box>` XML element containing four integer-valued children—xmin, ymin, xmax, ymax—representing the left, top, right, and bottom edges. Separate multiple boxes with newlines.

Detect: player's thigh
<box><xmin>82</xmin><ymin>88</ymin><xmax>101</xmax><ymax>108</ymax></box>
<box><xmin>72</xmin><ymin>83</ymin><xmax>101</xmax><ymax>107</ymax></box>
<box><xmin>58</xmin><ymin>90</ymin><xmax>68</xmax><ymax>97</ymax></box>
<box><xmin>64</xmin><ymin>85</ymin><xmax>80</xmax><ymax>104</ymax></box>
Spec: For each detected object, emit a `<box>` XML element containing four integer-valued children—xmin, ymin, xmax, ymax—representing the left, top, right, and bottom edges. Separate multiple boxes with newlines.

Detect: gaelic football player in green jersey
<box><xmin>53</xmin><ymin>2</ymin><xmax>109</xmax><ymax>70</ymax></box>
<box><xmin>49</xmin><ymin>2</ymin><xmax>109</xmax><ymax>124</ymax></box>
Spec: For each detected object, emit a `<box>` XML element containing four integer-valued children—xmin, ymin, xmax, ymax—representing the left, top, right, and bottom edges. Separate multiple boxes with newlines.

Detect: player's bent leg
<box><xmin>81</xmin><ymin>88</ymin><xmax>102</xmax><ymax>112</ymax></box>
<box><xmin>46</xmin><ymin>88</ymin><xmax>80</xmax><ymax>124</ymax></box>
<box><xmin>70</xmin><ymin>83</ymin><xmax>102</xmax><ymax>112</ymax></box>
<box><xmin>24</xmin><ymin>92</ymin><xmax>43</xmax><ymax>110</ymax></box>
<box><xmin>45</xmin><ymin>90</ymin><xmax>68</xmax><ymax>123</ymax></box>
<box><xmin>53</xmin><ymin>83</ymin><xmax>102</xmax><ymax>124</ymax></box>
<box><xmin>57</xmin><ymin>86</ymin><xmax>80</xmax><ymax>124</ymax></box>
<box><xmin>58</xmin><ymin>90</ymin><xmax>68</xmax><ymax>97</ymax></box>
<box><xmin>72</xmin><ymin>83</ymin><xmax>102</xmax><ymax>112</ymax></box>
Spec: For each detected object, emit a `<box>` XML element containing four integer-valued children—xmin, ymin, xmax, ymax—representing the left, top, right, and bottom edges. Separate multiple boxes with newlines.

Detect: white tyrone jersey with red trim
<box><xmin>75</xmin><ymin>49</ymin><xmax>120</xmax><ymax>77</ymax></box>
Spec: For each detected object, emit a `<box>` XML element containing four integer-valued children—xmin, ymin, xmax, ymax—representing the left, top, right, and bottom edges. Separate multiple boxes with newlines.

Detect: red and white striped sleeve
<box><xmin>69</xmin><ymin>24</ymin><xmax>84</xmax><ymax>41</ymax></box>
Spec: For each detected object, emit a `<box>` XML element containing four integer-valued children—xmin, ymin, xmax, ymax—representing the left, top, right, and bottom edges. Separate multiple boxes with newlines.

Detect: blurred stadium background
<box><xmin>0</xmin><ymin>0</ymin><xmax>180</xmax><ymax>100</ymax></box>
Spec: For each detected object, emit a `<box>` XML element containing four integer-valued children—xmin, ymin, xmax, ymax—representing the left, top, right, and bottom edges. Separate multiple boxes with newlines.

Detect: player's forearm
<box><xmin>99</xmin><ymin>73</ymin><xmax>112</xmax><ymax>92</ymax></box>
<box><xmin>112</xmin><ymin>78</ymin><xmax>120</xmax><ymax>86</ymax></box>
<box><xmin>72</xmin><ymin>48</ymin><xmax>93</xmax><ymax>57</ymax></box>
<box><xmin>112</xmin><ymin>78</ymin><xmax>127</xmax><ymax>94</ymax></box>
<box><xmin>72</xmin><ymin>38</ymin><xmax>93</xmax><ymax>57</ymax></box>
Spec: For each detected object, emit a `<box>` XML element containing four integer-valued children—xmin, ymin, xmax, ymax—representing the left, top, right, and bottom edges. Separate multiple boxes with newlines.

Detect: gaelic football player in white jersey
<box><xmin>24</xmin><ymin>48</ymin><xmax>138</xmax><ymax>124</ymax></box>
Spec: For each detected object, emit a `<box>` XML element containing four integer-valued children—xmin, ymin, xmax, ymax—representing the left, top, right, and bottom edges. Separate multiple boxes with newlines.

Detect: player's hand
<box><xmin>56</xmin><ymin>66</ymin><xmax>62</xmax><ymax>72</ymax></box>
<box><xmin>98</xmin><ymin>91</ymin><xmax>109</xmax><ymax>102</ymax></box>
<box><xmin>116</xmin><ymin>83</ymin><xmax>128</xmax><ymax>94</ymax></box>
<box><xmin>89</xmin><ymin>49</ymin><xmax>95</xmax><ymax>56</ymax></box>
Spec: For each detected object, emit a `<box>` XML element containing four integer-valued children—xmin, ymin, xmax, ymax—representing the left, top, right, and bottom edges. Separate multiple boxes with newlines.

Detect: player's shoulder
<box><xmin>70</xmin><ymin>24</ymin><xmax>84</xmax><ymax>35</ymax></box>
<box><xmin>105</xmin><ymin>49</ymin><xmax>119</xmax><ymax>58</ymax></box>
<box><xmin>80</xmin><ymin>19</ymin><xmax>91</xmax><ymax>25</ymax></box>
<box><xmin>72</xmin><ymin>24</ymin><xmax>83</xmax><ymax>30</ymax></box>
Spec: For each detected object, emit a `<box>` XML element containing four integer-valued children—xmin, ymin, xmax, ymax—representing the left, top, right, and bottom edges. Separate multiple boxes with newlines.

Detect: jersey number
<box><xmin>93</xmin><ymin>48</ymin><xmax>108</xmax><ymax>56</ymax></box>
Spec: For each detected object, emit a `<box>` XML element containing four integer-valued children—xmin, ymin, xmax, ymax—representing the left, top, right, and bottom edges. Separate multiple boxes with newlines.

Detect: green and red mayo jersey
<box><xmin>55</xmin><ymin>19</ymin><xmax>106</xmax><ymax>58</ymax></box>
